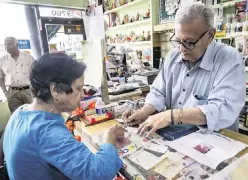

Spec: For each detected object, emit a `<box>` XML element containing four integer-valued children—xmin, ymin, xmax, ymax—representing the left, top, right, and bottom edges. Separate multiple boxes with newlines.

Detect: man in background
<box><xmin>0</xmin><ymin>37</ymin><xmax>34</xmax><ymax>113</ymax></box>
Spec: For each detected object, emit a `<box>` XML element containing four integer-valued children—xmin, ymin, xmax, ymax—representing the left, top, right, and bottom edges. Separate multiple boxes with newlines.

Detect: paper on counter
<box><xmin>115</xmin><ymin>118</ymin><xmax>124</xmax><ymax>123</ymax></box>
<box><xmin>153</xmin><ymin>157</ymin><xmax>184</xmax><ymax>180</ymax></box>
<box><xmin>126</xmin><ymin>126</ymin><xmax>138</xmax><ymax>134</ymax></box>
<box><xmin>144</xmin><ymin>142</ymin><xmax>168</xmax><ymax>154</ymax></box>
<box><xmin>165</xmin><ymin>131</ymin><xmax>247</xmax><ymax>169</ymax></box>
<box><xmin>129</xmin><ymin>149</ymin><xmax>161</xmax><ymax>170</ymax></box>
<box><xmin>208</xmin><ymin>153</ymin><xmax>248</xmax><ymax>180</ymax></box>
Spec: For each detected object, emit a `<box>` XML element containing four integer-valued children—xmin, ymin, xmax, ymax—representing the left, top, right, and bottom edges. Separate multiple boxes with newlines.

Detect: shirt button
<box><xmin>182</xmin><ymin>89</ymin><xmax>185</xmax><ymax>92</ymax></box>
<box><xmin>187</xmin><ymin>74</ymin><xmax>189</xmax><ymax>77</ymax></box>
<box><xmin>179</xmin><ymin>102</ymin><xmax>182</xmax><ymax>105</ymax></box>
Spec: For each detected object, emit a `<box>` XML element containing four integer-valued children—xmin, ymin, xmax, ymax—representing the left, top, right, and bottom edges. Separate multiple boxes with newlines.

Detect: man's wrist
<box><xmin>140</xmin><ymin>104</ymin><xmax>157</xmax><ymax>117</ymax></box>
<box><xmin>171</xmin><ymin>109</ymin><xmax>183</xmax><ymax>125</ymax></box>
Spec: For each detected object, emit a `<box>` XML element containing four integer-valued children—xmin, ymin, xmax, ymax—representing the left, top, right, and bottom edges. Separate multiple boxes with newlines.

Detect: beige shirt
<box><xmin>0</xmin><ymin>51</ymin><xmax>35</xmax><ymax>87</ymax></box>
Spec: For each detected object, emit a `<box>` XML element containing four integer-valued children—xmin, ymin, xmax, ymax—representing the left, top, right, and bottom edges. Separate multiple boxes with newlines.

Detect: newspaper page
<box><xmin>165</xmin><ymin>131</ymin><xmax>247</xmax><ymax>169</ymax></box>
<box><xmin>208</xmin><ymin>153</ymin><xmax>248</xmax><ymax>180</ymax></box>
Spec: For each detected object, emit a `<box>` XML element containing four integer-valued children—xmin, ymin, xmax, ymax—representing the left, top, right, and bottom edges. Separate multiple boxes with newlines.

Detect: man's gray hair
<box><xmin>4</xmin><ymin>37</ymin><xmax>18</xmax><ymax>45</ymax></box>
<box><xmin>175</xmin><ymin>2</ymin><xmax>214</xmax><ymax>29</ymax></box>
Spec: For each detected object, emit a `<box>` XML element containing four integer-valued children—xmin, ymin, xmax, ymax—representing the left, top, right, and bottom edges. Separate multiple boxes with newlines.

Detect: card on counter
<box><xmin>129</xmin><ymin>149</ymin><xmax>161</xmax><ymax>170</ymax></box>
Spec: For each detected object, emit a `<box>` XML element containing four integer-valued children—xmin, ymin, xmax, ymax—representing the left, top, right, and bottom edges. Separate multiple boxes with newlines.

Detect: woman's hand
<box><xmin>104</xmin><ymin>125</ymin><xmax>126</xmax><ymax>146</ymax></box>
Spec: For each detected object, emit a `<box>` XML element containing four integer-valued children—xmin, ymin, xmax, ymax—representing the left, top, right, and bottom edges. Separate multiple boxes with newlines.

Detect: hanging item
<box><xmin>165</xmin><ymin>0</ymin><xmax>180</xmax><ymax>15</ymax></box>
<box><xmin>159</xmin><ymin>0</ymin><xmax>180</xmax><ymax>24</ymax></box>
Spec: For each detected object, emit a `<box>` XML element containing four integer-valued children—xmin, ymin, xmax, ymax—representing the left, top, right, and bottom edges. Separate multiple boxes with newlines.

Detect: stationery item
<box><xmin>79</xmin><ymin>120</ymin><xmax>120</xmax><ymax>147</ymax></box>
<box><xmin>83</xmin><ymin>112</ymin><xmax>114</xmax><ymax>126</ymax></box>
<box><xmin>165</xmin><ymin>131</ymin><xmax>248</xmax><ymax>169</ymax></box>
<box><xmin>156</xmin><ymin>124</ymin><xmax>199</xmax><ymax>141</ymax></box>
<box><xmin>208</xmin><ymin>154</ymin><xmax>248</xmax><ymax>180</ymax></box>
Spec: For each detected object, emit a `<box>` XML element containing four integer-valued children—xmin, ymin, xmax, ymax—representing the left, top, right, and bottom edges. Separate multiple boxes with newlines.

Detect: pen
<box><xmin>124</xmin><ymin>104</ymin><xmax>132</xmax><ymax>128</ymax></box>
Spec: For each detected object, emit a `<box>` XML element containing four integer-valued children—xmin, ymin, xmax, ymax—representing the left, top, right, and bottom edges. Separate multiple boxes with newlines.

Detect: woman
<box><xmin>3</xmin><ymin>53</ymin><xmax>123</xmax><ymax>180</ymax></box>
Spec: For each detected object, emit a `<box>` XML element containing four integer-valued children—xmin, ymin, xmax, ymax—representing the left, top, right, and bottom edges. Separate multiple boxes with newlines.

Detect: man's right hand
<box><xmin>122</xmin><ymin>109</ymin><xmax>149</xmax><ymax>126</ymax></box>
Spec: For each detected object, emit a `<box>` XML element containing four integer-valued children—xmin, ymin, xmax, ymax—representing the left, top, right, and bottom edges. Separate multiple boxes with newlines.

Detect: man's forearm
<box><xmin>173</xmin><ymin>107</ymin><xmax>207</xmax><ymax>125</ymax></box>
<box><xmin>141</xmin><ymin>104</ymin><xmax>157</xmax><ymax>117</ymax></box>
<box><xmin>0</xmin><ymin>78</ymin><xmax>7</xmax><ymax>93</ymax></box>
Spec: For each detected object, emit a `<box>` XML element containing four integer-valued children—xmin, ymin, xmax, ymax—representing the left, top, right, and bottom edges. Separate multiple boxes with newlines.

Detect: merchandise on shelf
<box><xmin>105</xmin><ymin>10</ymin><xmax>150</xmax><ymax>28</ymax></box>
<box><xmin>104</xmin><ymin>0</ymin><xmax>135</xmax><ymax>11</ymax></box>
<box><xmin>106</xmin><ymin>30</ymin><xmax>151</xmax><ymax>44</ymax></box>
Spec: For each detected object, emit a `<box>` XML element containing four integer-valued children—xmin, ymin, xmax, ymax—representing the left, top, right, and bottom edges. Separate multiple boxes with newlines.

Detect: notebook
<box><xmin>156</xmin><ymin>124</ymin><xmax>199</xmax><ymax>141</ymax></box>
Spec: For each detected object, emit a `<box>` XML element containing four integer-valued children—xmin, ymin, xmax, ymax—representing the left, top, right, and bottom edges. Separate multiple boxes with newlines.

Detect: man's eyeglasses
<box><xmin>170</xmin><ymin>30</ymin><xmax>209</xmax><ymax>50</ymax></box>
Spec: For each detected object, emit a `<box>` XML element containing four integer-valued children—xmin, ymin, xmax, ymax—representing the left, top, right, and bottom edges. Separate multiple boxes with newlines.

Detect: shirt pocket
<box><xmin>192</xmin><ymin>93</ymin><xmax>208</xmax><ymax>106</ymax></box>
<box><xmin>20</xmin><ymin>63</ymin><xmax>30</xmax><ymax>75</ymax></box>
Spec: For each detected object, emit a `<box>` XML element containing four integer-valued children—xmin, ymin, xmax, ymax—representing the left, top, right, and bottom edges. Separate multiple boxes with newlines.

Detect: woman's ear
<box><xmin>50</xmin><ymin>84</ymin><xmax>59</xmax><ymax>99</ymax></box>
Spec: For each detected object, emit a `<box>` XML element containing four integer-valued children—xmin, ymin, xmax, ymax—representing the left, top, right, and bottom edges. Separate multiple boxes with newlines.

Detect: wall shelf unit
<box><xmin>107</xmin><ymin>19</ymin><xmax>150</xmax><ymax>31</ymax></box>
<box><xmin>104</xmin><ymin>0</ymin><xmax>149</xmax><ymax>14</ymax></box>
<box><xmin>107</xmin><ymin>41</ymin><xmax>151</xmax><ymax>46</ymax></box>
<box><xmin>104</xmin><ymin>0</ymin><xmax>159</xmax><ymax>67</ymax></box>
<box><xmin>210</xmin><ymin>0</ymin><xmax>244</xmax><ymax>9</ymax></box>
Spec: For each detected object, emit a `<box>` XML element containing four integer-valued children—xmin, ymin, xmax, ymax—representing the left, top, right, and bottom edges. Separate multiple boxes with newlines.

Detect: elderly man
<box><xmin>0</xmin><ymin>37</ymin><xmax>34</xmax><ymax>113</ymax></box>
<box><xmin>123</xmin><ymin>3</ymin><xmax>246</xmax><ymax>136</ymax></box>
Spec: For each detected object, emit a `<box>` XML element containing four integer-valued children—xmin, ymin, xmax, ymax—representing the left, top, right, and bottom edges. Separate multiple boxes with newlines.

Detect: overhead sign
<box><xmin>39</xmin><ymin>7</ymin><xmax>83</xmax><ymax>19</ymax></box>
<box><xmin>18</xmin><ymin>40</ymin><xmax>31</xmax><ymax>49</ymax></box>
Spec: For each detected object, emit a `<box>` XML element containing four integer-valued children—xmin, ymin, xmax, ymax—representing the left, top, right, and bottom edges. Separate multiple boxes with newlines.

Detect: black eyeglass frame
<box><xmin>169</xmin><ymin>30</ymin><xmax>209</xmax><ymax>50</ymax></box>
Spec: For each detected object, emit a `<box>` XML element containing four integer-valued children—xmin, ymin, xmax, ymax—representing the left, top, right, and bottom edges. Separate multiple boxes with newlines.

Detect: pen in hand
<box><xmin>123</xmin><ymin>106</ymin><xmax>132</xmax><ymax>128</ymax></box>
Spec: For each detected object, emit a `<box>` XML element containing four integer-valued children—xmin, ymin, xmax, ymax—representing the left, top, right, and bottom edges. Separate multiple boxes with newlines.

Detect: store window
<box><xmin>0</xmin><ymin>3</ymin><xmax>31</xmax><ymax>101</ymax></box>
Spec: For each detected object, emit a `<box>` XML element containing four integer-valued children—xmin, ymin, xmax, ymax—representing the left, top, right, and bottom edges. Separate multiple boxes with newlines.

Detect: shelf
<box><xmin>108</xmin><ymin>41</ymin><xmax>151</xmax><ymax>46</ymax></box>
<box><xmin>104</xmin><ymin>0</ymin><xmax>148</xmax><ymax>14</ymax></box>
<box><xmin>210</xmin><ymin>0</ymin><xmax>244</xmax><ymax>9</ymax></box>
<box><xmin>107</xmin><ymin>19</ymin><xmax>151</xmax><ymax>31</ymax></box>
<box><xmin>153</xmin><ymin>22</ymin><xmax>174</xmax><ymax>33</ymax></box>
<box><xmin>215</xmin><ymin>32</ymin><xmax>248</xmax><ymax>40</ymax></box>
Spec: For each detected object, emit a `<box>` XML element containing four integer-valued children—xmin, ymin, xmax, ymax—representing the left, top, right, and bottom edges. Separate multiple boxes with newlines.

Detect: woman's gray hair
<box><xmin>175</xmin><ymin>2</ymin><xmax>214</xmax><ymax>29</ymax></box>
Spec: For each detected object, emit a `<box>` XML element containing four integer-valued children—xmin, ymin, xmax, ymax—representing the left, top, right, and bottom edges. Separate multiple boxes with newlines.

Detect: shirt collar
<box><xmin>199</xmin><ymin>41</ymin><xmax>215</xmax><ymax>71</ymax></box>
<box><xmin>174</xmin><ymin>41</ymin><xmax>215</xmax><ymax>71</ymax></box>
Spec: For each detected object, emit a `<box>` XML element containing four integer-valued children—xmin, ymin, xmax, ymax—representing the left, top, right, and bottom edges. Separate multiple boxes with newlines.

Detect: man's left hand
<box><xmin>137</xmin><ymin>110</ymin><xmax>171</xmax><ymax>137</ymax></box>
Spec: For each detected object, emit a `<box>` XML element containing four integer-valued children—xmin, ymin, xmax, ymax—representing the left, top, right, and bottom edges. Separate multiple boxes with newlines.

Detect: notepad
<box><xmin>156</xmin><ymin>124</ymin><xmax>199</xmax><ymax>141</ymax></box>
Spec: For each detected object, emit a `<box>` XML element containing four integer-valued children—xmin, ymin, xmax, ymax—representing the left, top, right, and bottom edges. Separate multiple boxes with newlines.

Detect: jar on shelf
<box><xmin>236</xmin><ymin>22</ymin><xmax>243</xmax><ymax>34</ymax></box>
<box><xmin>226</xmin><ymin>14</ymin><xmax>232</xmax><ymax>24</ymax></box>
<box><xmin>230</xmin><ymin>17</ymin><xmax>237</xmax><ymax>35</ymax></box>
<box><xmin>242</xmin><ymin>21</ymin><xmax>248</xmax><ymax>33</ymax></box>
<box><xmin>226</xmin><ymin>22</ymin><xmax>231</xmax><ymax>35</ymax></box>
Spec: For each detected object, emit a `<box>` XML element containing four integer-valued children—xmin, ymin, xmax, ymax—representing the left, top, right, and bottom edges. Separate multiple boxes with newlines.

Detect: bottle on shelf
<box><xmin>95</xmin><ymin>98</ymin><xmax>106</xmax><ymax>115</ymax></box>
<box><xmin>230</xmin><ymin>16</ymin><xmax>237</xmax><ymax>36</ymax></box>
<box><xmin>243</xmin><ymin>11</ymin><xmax>248</xmax><ymax>34</ymax></box>
<box><xmin>226</xmin><ymin>14</ymin><xmax>232</xmax><ymax>35</ymax></box>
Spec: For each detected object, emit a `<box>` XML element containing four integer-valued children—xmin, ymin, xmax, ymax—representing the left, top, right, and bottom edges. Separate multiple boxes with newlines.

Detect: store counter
<box><xmin>74</xmin><ymin>119</ymin><xmax>248</xmax><ymax>180</ymax></box>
